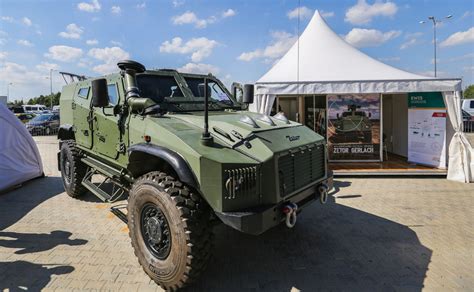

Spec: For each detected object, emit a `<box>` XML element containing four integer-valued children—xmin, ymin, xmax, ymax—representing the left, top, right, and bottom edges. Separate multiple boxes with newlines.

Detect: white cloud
<box><xmin>172</xmin><ymin>11</ymin><xmax>211</xmax><ymax>28</ymax></box>
<box><xmin>58</xmin><ymin>23</ymin><xmax>84</xmax><ymax>39</ymax></box>
<box><xmin>110</xmin><ymin>40</ymin><xmax>122</xmax><ymax>46</ymax></box>
<box><xmin>172</xmin><ymin>0</ymin><xmax>185</xmax><ymax>7</ymax></box>
<box><xmin>461</xmin><ymin>11</ymin><xmax>472</xmax><ymax>20</ymax></box>
<box><xmin>1</xmin><ymin>16</ymin><xmax>14</xmax><ymax>22</ymax></box>
<box><xmin>345</xmin><ymin>0</ymin><xmax>398</xmax><ymax>25</ymax></box>
<box><xmin>0</xmin><ymin>51</ymin><xmax>7</xmax><ymax>59</ymax></box>
<box><xmin>440</xmin><ymin>27</ymin><xmax>474</xmax><ymax>47</ymax></box>
<box><xmin>88</xmin><ymin>46</ymin><xmax>130</xmax><ymax>74</ymax></box>
<box><xmin>36</xmin><ymin>62</ymin><xmax>60</xmax><ymax>71</ymax></box>
<box><xmin>136</xmin><ymin>2</ymin><xmax>146</xmax><ymax>9</ymax></box>
<box><xmin>22</xmin><ymin>17</ymin><xmax>32</xmax><ymax>26</ymax></box>
<box><xmin>222</xmin><ymin>9</ymin><xmax>236</xmax><ymax>18</ymax></box>
<box><xmin>321</xmin><ymin>11</ymin><xmax>335</xmax><ymax>18</ymax></box>
<box><xmin>86</xmin><ymin>39</ymin><xmax>99</xmax><ymax>46</ymax></box>
<box><xmin>0</xmin><ymin>62</ymin><xmax>63</xmax><ymax>100</ymax></box>
<box><xmin>344</xmin><ymin>28</ymin><xmax>401</xmax><ymax>47</ymax></box>
<box><xmin>77</xmin><ymin>0</ymin><xmax>101</xmax><ymax>12</ymax></box>
<box><xmin>178</xmin><ymin>63</ymin><xmax>220</xmax><ymax>75</ymax></box>
<box><xmin>0</xmin><ymin>39</ymin><xmax>6</xmax><ymax>45</ymax></box>
<box><xmin>172</xmin><ymin>9</ymin><xmax>234</xmax><ymax>28</ymax></box>
<box><xmin>287</xmin><ymin>6</ymin><xmax>313</xmax><ymax>20</ymax></box>
<box><xmin>17</xmin><ymin>39</ymin><xmax>33</xmax><ymax>47</ymax></box>
<box><xmin>160</xmin><ymin>37</ymin><xmax>218</xmax><ymax>62</ymax></box>
<box><xmin>400</xmin><ymin>32</ymin><xmax>422</xmax><ymax>49</ymax></box>
<box><xmin>45</xmin><ymin>45</ymin><xmax>83</xmax><ymax>62</ymax></box>
<box><xmin>111</xmin><ymin>6</ymin><xmax>121</xmax><ymax>14</ymax></box>
<box><xmin>238</xmin><ymin>31</ymin><xmax>297</xmax><ymax>62</ymax></box>
<box><xmin>400</xmin><ymin>38</ymin><xmax>417</xmax><ymax>50</ymax></box>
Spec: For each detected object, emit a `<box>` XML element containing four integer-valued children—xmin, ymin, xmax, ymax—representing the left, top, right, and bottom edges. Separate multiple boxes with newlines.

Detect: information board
<box><xmin>407</xmin><ymin>92</ymin><xmax>446</xmax><ymax>168</ymax></box>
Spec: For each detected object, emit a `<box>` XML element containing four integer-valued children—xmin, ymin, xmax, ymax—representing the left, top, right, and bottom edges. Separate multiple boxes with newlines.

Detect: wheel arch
<box><xmin>127</xmin><ymin>143</ymin><xmax>200</xmax><ymax>191</ymax></box>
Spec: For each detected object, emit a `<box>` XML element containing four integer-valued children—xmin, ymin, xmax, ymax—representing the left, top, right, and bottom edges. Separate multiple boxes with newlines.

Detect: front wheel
<box><xmin>128</xmin><ymin>171</ymin><xmax>213</xmax><ymax>291</ymax></box>
<box><xmin>60</xmin><ymin>140</ymin><xmax>88</xmax><ymax>198</ymax></box>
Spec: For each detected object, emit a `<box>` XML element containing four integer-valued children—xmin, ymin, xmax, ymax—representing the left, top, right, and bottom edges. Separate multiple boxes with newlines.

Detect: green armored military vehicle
<box><xmin>58</xmin><ymin>60</ymin><xmax>332</xmax><ymax>290</ymax></box>
<box><xmin>333</xmin><ymin>104</ymin><xmax>372</xmax><ymax>143</ymax></box>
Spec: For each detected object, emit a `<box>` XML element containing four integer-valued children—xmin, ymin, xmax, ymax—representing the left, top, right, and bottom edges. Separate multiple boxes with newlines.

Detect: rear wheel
<box><xmin>60</xmin><ymin>140</ymin><xmax>88</xmax><ymax>198</ymax></box>
<box><xmin>128</xmin><ymin>171</ymin><xmax>213</xmax><ymax>291</ymax></box>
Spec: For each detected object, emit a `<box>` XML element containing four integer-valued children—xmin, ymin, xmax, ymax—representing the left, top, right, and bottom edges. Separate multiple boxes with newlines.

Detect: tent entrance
<box><xmin>274</xmin><ymin>95</ymin><xmax>327</xmax><ymax>137</ymax></box>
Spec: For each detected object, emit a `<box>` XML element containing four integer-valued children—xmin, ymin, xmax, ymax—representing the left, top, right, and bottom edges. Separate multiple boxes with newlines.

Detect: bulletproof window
<box><xmin>136</xmin><ymin>75</ymin><xmax>184</xmax><ymax>103</ymax></box>
<box><xmin>78</xmin><ymin>87</ymin><xmax>89</xmax><ymax>99</ymax></box>
<box><xmin>108</xmin><ymin>84</ymin><xmax>119</xmax><ymax>105</ymax></box>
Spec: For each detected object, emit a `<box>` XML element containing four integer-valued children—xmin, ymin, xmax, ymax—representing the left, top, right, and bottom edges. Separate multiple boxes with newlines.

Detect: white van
<box><xmin>22</xmin><ymin>105</ymin><xmax>47</xmax><ymax>114</ymax></box>
<box><xmin>462</xmin><ymin>99</ymin><xmax>474</xmax><ymax>116</ymax></box>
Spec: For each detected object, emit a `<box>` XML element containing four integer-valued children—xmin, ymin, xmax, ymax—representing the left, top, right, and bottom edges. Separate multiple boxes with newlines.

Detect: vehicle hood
<box><xmin>162</xmin><ymin>111</ymin><xmax>325</xmax><ymax>162</ymax></box>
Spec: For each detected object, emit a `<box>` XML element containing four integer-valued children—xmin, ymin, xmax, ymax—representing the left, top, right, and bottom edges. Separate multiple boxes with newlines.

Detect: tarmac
<box><xmin>0</xmin><ymin>135</ymin><xmax>473</xmax><ymax>291</ymax></box>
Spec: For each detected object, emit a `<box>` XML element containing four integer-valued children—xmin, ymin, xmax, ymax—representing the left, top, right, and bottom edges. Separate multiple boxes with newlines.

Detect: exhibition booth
<box><xmin>250</xmin><ymin>11</ymin><xmax>472</xmax><ymax>182</ymax></box>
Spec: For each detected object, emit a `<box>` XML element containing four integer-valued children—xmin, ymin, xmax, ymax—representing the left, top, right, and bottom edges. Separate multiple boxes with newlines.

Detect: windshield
<box><xmin>136</xmin><ymin>74</ymin><xmax>236</xmax><ymax>112</ymax></box>
<box><xmin>31</xmin><ymin>114</ymin><xmax>53</xmax><ymax>122</ymax></box>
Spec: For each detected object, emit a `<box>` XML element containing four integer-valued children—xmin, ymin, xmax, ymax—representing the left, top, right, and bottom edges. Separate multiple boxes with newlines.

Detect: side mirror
<box><xmin>336</xmin><ymin>113</ymin><xmax>340</xmax><ymax>119</ymax></box>
<box><xmin>91</xmin><ymin>78</ymin><xmax>109</xmax><ymax>107</ymax></box>
<box><xmin>243</xmin><ymin>84</ymin><xmax>254</xmax><ymax>104</ymax></box>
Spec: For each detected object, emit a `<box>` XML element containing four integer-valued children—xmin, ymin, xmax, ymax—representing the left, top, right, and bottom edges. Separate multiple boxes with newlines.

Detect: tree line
<box><xmin>7</xmin><ymin>92</ymin><xmax>61</xmax><ymax>107</ymax></box>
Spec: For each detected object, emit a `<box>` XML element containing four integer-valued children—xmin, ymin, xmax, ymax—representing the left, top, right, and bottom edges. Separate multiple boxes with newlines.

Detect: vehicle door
<box><xmin>91</xmin><ymin>80</ymin><xmax>124</xmax><ymax>160</ymax></box>
<box><xmin>72</xmin><ymin>85</ymin><xmax>93</xmax><ymax>149</ymax></box>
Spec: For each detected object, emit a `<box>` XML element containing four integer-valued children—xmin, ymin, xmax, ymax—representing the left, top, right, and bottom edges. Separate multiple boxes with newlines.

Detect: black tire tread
<box><xmin>61</xmin><ymin>140</ymin><xmax>88</xmax><ymax>198</ymax></box>
<box><xmin>128</xmin><ymin>171</ymin><xmax>213</xmax><ymax>291</ymax></box>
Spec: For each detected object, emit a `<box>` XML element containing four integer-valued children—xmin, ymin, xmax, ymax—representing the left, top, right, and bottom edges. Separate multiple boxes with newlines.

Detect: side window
<box><xmin>470</xmin><ymin>100</ymin><xmax>474</xmax><ymax>108</ymax></box>
<box><xmin>78</xmin><ymin>87</ymin><xmax>89</xmax><ymax>99</ymax></box>
<box><xmin>108</xmin><ymin>84</ymin><xmax>119</xmax><ymax>105</ymax></box>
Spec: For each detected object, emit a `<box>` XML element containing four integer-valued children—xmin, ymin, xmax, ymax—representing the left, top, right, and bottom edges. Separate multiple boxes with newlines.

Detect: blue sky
<box><xmin>0</xmin><ymin>0</ymin><xmax>473</xmax><ymax>101</ymax></box>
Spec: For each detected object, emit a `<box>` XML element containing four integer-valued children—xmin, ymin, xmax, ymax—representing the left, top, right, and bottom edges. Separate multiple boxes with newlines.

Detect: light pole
<box><xmin>49</xmin><ymin>68</ymin><xmax>57</xmax><ymax>109</ymax></box>
<box><xmin>7</xmin><ymin>82</ymin><xmax>13</xmax><ymax>102</ymax></box>
<box><xmin>420</xmin><ymin>15</ymin><xmax>452</xmax><ymax>77</ymax></box>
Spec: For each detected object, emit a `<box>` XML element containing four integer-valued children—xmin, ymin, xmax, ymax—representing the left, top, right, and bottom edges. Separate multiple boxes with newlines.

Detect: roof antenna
<box><xmin>297</xmin><ymin>0</ymin><xmax>300</xmax><ymax>103</ymax></box>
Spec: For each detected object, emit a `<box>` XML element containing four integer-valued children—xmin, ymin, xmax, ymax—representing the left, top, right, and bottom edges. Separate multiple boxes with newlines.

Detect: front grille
<box><xmin>224</xmin><ymin>166</ymin><xmax>259</xmax><ymax>200</ymax></box>
<box><xmin>278</xmin><ymin>143</ymin><xmax>325</xmax><ymax>197</ymax></box>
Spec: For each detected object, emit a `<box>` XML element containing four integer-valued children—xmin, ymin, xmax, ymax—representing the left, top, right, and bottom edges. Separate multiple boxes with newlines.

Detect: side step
<box><xmin>80</xmin><ymin>156</ymin><xmax>127</xmax><ymax>202</ymax></box>
<box><xmin>81</xmin><ymin>156</ymin><xmax>122</xmax><ymax>179</ymax></box>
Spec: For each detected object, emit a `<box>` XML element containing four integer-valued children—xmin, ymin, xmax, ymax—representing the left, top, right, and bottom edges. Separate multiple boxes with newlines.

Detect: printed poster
<box><xmin>327</xmin><ymin>94</ymin><xmax>381</xmax><ymax>160</ymax></box>
<box><xmin>408</xmin><ymin>92</ymin><xmax>446</xmax><ymax>168</ymax></box>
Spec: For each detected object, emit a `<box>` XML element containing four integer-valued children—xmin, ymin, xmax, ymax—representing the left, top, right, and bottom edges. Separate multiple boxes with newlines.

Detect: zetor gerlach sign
<box><xmin>327</xmin><ymin>94</ymin><xmax>381</xmax><ymax>161</ymax></box>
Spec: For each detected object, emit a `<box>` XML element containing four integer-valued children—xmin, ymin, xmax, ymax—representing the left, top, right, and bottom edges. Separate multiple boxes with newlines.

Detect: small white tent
<box><xmin>0</xmin><ymin>103</ymin><xmax>43</xmax><ymax>192</ymax></box>
<box><xmin>251</xmin><ymin>11</ymin><xmax>472</xmax><ymax>183</ymax></box>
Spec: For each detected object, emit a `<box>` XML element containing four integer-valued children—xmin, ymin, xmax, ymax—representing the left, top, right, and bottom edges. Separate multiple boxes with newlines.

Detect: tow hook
<box><xmin>318</xmin><ymin>184</ymin><xmax>328</xmax><ymax>204</ymax></box>
<box><xmin>282</xmin><ymin>202</ymin><xmax>298</xmax><ymax>228</ymax></box>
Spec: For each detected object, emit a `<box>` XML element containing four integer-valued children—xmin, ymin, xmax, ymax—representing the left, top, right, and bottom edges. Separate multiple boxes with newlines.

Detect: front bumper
<box><xmin>215</xmin><ymin>174</ymin><xmax>333</xmax><ymax>235</ymax></box>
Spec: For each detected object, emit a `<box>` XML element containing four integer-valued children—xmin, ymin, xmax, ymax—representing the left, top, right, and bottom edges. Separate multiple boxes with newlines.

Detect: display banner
<box><xmin>408</xmin><ymin>92</ymin><xmax>446</xmax><ymax>168</ymax></box>
<box><xmin>327</xmin><ymin>94</ymin><xmax>381</xmax><ymax>160</ymax></box>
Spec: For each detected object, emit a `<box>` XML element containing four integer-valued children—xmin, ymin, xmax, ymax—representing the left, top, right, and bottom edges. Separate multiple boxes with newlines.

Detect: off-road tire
<box><xmin>60</xmin><ymin>140</ymin><xmax>88</xmax><ymax>198</ymax></box>
<box><xmin>128</xmin><ymin>171</ymin><xmax>213</xmax><ymax>291</ymax></box>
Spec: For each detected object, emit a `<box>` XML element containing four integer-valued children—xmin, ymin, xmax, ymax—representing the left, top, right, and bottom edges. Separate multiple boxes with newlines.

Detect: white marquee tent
<box><xmin>0</xmin><ymin>103</ymin><xmax>43</xmax><ymax>192</ymax></box>
<box><xmin>251</xmin><ymin>10</ymin><xmax>472</xmax><ymax>183</ymax></box>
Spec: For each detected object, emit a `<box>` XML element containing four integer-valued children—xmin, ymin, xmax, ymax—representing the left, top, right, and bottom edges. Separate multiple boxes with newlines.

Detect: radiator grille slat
<box><xmin>224</xmin><ymin>166</ymin><xmax>259</xmax><ymax>199</ymax></box>
<box><xmin>278</xmin><ymin>144</ymin><xmax>325</xmax><ymax>197</ymax></box>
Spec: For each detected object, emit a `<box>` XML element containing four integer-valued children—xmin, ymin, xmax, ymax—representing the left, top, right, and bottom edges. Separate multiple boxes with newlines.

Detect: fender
<box><xmin>57</xmin><ymin>124</ymin><xmax>75</xmax><ymax>140</ymax></box>
<box><xmin>128</xmin><ymin>143</ymin><xmax>200</xmax><ymax>191</ymax></box>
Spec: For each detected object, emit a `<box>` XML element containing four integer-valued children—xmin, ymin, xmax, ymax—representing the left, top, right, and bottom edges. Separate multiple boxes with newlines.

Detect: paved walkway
<box><xmin>0</xmin><ymin>136</ymin><xmax>473</xmax><ymax>291</ymax></box>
